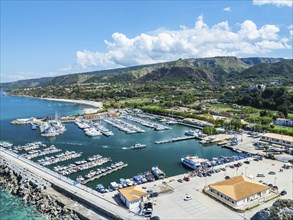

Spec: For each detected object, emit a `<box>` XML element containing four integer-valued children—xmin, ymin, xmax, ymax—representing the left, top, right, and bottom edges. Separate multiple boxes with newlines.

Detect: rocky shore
<box><xmin>252</xmin><ymin>199</ymin><xmax>293</xmax><ymax>220</ymax></box>
<box><xmin>0</xmin><ymin>157</ymin><xmax>81</xmax><ymax>220</ymax></box>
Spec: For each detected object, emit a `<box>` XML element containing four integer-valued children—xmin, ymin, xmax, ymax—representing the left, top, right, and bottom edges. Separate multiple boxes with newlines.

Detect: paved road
<box><xmin>0</xmin><ymin>149</ymin><xmax>142</xmax><ymax>220</ymax></box>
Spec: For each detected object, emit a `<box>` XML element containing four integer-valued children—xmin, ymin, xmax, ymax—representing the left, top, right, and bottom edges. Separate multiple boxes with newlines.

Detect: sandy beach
<box><xmin>40</xmin><ymin>98</ymin><xmax>103</xmax><ymax>109</ymax></box>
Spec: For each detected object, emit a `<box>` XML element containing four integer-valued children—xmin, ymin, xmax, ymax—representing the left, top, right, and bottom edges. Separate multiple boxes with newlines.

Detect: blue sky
<box><xmin>1</xmin><ymin>0</ymin><xmax>292</xmax><ymax>82</ymax></box>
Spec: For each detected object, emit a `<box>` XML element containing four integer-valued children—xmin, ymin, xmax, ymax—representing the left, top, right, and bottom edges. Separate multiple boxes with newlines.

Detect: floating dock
<box><xmin>82</xmin><ymin>164</ymin><xmax>128</xmax><ymax>184</ymax></box>
<box><xmin>155</xmin><ymin>136</ymin><xmax>196</xmax><ymax>144</ymax></box>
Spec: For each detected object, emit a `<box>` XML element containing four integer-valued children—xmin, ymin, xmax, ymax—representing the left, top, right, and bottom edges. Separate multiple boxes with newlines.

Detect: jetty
<box><xmin>14</xmin><ymin>141</ymin><xmax>46</xmax><ymax>151</ymax></box>
<box><xmin>38</xmin><ymin>151</ymin><xmax>82</xmax><ymax>166</ymax></box>
<box><xmin>155</xmin><ymin>136</ymin><xmax>196</xmax><ymax>144</ymax></box>
<box><xmin>82</xmin><ymin>163</ymin><xmax>128</xmax><ymax>184</ymax></box>
<box><xmin>55</xmin><ymin>157</ymin><xmax>111</xmax><ymax>175</ymax></box>
<box><xmin>124</xmin><ymin>115</ymin><xmax>170</xmax><ymax>130</ymax></box>
<box><xmin>103</xmin><ymin>117</ymin><xmax>145</xmax><ymax>133</ymax></box>
<box><xmin>22</xmin><ymin>145</ymin><xmax>61</xmax><ymax>159</ymax></box>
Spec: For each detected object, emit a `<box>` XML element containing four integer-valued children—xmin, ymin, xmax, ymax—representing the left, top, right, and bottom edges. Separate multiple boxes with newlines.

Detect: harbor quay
<box><xmin>0</xmin><ymin>148</ymin><xmax>142</xmax><ymax>220</ymax></box>
<box><xmin>101</xmin><ymin>157</ymin><xmax>292</xmax><ymax>219</ymax></box>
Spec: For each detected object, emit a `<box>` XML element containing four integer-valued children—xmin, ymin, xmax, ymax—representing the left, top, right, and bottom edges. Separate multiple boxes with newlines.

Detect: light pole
<box><xmin>245</xmin><ymin>167</ymin><xmax>247</xmax><ymax>177</ymax></box>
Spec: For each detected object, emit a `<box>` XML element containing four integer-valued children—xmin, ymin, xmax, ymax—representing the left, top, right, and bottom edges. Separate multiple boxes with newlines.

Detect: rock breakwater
<box><xmin>0</xmin><ymin>157</ymin><xmax>81</xmax><ymax>220</ymax></box>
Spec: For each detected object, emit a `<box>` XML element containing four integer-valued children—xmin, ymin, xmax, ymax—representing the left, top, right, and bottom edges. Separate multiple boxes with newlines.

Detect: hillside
<box><xmin>0</xmin><ymin>57</ymin><xmax>290</xmax><ymax>91</ymax></box>
<box><xmin>228</xmin><ymin>60</ymin><xmax>293</xmax><ymax>83</ymax></box>
<box><xmin>0</xmin><ymin>77</ymin><xmax>53</xmax><ymax>91</ymax></box>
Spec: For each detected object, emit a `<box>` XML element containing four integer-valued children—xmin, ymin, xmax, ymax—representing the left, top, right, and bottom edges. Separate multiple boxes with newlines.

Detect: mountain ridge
<box><xmin>0</xmin><ymin>56</ymin><xmax>289</xmax><ymax>91</ymax></box>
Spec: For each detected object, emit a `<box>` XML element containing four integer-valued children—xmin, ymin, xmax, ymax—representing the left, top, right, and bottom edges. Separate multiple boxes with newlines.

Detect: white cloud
<box><xmin>223</xmin><ymin>7</ymin><xmax>232</xmax><ymax>12</ymax></box>
<box><xmin>76</xmin><ymin>16</ymin><xmax>290</xmax><ymax>70</ymax></box>
<box><xmin>289</xmin><ymin>25</ymin><xmax>293</xmax><ymax>37</ymax></box>
<box><xmin>253</xmin><ymin>0</ymin><xmax>293</xmax><ymax>7</ymax></box>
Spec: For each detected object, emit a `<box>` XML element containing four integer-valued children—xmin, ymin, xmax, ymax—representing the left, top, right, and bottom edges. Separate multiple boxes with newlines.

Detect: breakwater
<box><xmin>0</xmin><ymin>157</ymin><xmax>80</xmax><ymax>220</ymax></box>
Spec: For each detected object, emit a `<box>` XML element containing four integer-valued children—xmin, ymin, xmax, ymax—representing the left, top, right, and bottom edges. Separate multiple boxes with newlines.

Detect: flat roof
<box><xmin>118</xmin><ymin>186</ymin><xmax>147</xmax><ymax>202</ymax></box>
<box><xmin>262</xmin><ymin>133</ymin><xmax>293</xmax><ymax>143</ymax></box>
<box><xmin>209</xmin><ymin>176</ymin><xmax>269</xmax><ymax>201</ymax></box>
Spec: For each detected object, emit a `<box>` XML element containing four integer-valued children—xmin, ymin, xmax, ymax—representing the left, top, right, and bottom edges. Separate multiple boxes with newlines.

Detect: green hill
<box><xmin>0</xmin><ymin>56</ymin><xmax>290</xmax><ymax>91</ymax></box>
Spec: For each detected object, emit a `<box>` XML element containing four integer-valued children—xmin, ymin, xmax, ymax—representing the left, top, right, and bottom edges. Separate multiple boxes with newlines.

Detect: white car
<box><xmin>184</xmin><ymin>195</ymin><xmax>192</xmax><ymax>201</ymax></box>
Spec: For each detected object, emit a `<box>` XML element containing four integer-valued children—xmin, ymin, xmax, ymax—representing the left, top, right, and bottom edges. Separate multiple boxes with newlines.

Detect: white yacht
<box><xmin>181</xmin><ymin>155</ymin><xmax>209</xmax><ymax>170</ymax></box>
<box><xmin>130</xmin><ymin>143</ymin><xmax>146</xmax><ymax>149</ymax></box>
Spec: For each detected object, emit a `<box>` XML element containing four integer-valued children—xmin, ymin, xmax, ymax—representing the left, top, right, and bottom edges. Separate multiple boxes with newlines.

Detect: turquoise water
<box><xmin>0</xmin><ymin>95</ymin><xmax>237</xmax><ymax>218</ymax></box>
<box><xmin>0</xmin><ymin>189</ymin><xmax>45</xmax><ymax>220</ymax></box>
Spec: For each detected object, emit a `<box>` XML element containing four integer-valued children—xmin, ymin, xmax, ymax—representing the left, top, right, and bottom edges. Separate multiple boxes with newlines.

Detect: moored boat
<box><xmin>181</xmin><ymin>155</ymin><xmax>209</xmax><ymax>170</ymax></box>
<box><xmin>151</xmin><ymin>166</ymin><xmax>166</xmax><ymax>179</ymax></box>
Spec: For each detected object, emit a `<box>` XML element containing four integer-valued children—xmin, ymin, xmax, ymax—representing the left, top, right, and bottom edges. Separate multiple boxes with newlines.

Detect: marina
<box><xmin>1</xmin><ymin>96</ymin><xmax>241</xmax><ymax>191</ymax></box>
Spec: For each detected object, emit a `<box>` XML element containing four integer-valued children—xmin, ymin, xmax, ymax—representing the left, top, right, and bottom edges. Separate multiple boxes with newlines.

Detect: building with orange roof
<box><xmin>206</xmin><ymin>176</ymin><xmax>270</xmax><ymax>208</ymax></box>
<box><xmin>118</xmin><ymin>185</ymin><xmax>147</xmax><ymax>209</ymax></box>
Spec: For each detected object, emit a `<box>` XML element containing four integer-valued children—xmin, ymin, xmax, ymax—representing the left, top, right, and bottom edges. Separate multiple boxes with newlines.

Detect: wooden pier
<box><xmin>82</xmin><ymin>164</ymin><xmax>128</xmax><ymax>184</ymax></box>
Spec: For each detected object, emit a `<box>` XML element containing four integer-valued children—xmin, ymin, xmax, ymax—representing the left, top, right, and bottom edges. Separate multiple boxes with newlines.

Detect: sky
<box><xmin>1</xmin><ymin>0</ymin><xmax>292</xmax><ymax>82</ymax></box>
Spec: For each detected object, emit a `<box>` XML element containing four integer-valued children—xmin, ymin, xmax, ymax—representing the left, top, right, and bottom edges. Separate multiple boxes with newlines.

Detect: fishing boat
<box><xmin>151</xmin><ymin>166</ymin><xmax>166</xmax><ymax>179</ymax></box>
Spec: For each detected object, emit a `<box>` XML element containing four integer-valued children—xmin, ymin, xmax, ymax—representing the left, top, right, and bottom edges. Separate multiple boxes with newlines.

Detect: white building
<box><xmin>118</xmin><ymin>186</ymin><xmax>147</xmax><ymax>210</ymax></box>
<box><xmin>261</xmin><ymin>133</ymin><xmax>293</xmax><ymax>148</ymax></box>
<box><xmin>206</xmin><ymin>176</ymin><xmax>270</xmax><ymax>208</ymax></box>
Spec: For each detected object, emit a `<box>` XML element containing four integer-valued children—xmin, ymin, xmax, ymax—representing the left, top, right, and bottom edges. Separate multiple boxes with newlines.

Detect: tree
<box><xmin>277</xmin><ymin>104</ymin><xmax>288</xmax><ymax>118</ymax></box>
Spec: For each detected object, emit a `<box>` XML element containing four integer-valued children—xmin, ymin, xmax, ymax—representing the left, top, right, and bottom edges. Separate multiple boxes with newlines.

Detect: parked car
<box><xmin>145</xmin><ymin>202</ymin><xmax>153</xmax><ymax>210</ymax></box>
<box><xmin>147</xmin><ymin>189</ymin><xmax>153</xmax><ymax>194</ymax></box>
<box><xmin>225</xmin><ymin>176</ymin><xmax>230</xmax><ymax>180</ymax></box>
<box><xmin>183</xmin><ymin>176</ymin><xmax>190</xmax><ymax>181</ymax></box>
<box><xmin>244</xmin><ymin>160</ymin><xmax>250</xmax><ymax>164</ymax></box>
<box><xmin>184</xmin><ymin>195</ymin><xmax>192</xmax><ymax>201</ymax></box>
<box><xmin>150</xmin><ymin>192</ymin><xmax>158</xmax><ymax>198</ymax></box>
<box><xmin>144</xmin><ymin>211</ymin><xmax>152</xmax><ymax>218</ymax></box>
<box><xmin>257</xmin><ymin>173</ymin><xmax>265</xmax><ymax>177</ymax></box>
<box><xmin>177</xmin><ymin>178</ymin><xmax>183</xmax><ymax>183</ymax></box>
<box><xmin>280</xmin><ymin>190</ymin><xmax>287</xmax><ymax>196</ymax></box>
<box><xmin>268</xmin><ymin>171</ymin><xmax>276</xmax><ymax>175</ymax></box>
<box><xmin>150</xmin><ymin>216</ymin><xmax>160</xmax><ymax>220</ymax></box>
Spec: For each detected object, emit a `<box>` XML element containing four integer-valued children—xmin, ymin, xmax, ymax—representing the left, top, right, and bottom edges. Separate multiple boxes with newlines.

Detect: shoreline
<box><xmin>8</xmin><ymin>94</ymin><xmax>103</xmax><ymax>109</ymax></box>
<box><xmin>38</xmin><ymin>97</ymin><xmax>103</xmax><ymax>109</ymax></box>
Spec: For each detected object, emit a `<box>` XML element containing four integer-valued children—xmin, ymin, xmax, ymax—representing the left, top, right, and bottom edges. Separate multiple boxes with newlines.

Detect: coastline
<box><xmin>38</xmin><ymin>97</ymin><xmax>103</xmax><ymax>109</ymax></box>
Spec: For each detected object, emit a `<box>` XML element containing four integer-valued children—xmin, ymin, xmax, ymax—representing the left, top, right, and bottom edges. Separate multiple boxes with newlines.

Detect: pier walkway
<box><xmin>155</xmin><ymin>136</ymin><xmax>196</xmax><ymax>144</ymax></box>
<box><xmin>82</xmin><ymin>164</ymin><xmax>128</xmax><ymax>184</ymax></box>
<box><xmin>0</xmin><ymin>148</ymin><xmax>142</xmax><ymax>220</ymax></box>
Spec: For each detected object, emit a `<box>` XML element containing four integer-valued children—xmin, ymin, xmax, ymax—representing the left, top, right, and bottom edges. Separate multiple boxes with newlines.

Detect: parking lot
<box><xmin>105</xmin><ymin>156</ymin><xmax>292</xmax><ymax>219</ymax></box>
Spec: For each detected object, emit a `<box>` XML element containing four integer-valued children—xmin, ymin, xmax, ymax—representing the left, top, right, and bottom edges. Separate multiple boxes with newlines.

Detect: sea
<box><xmin>0</xmin><ymin>95</ymin><xmax>237</xmax><ymax>219</ymax></box>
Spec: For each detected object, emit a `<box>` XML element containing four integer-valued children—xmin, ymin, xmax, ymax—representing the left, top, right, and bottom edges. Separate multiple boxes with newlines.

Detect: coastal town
<box><xmin>1</xmin><ymin>1</ymin><xmax>293</xmax><ymax>219</ymax></box>
<box><xmin>1</xmin><ymin>98</ymin><xmax>292</xmax><ymax>219</ymax></box>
